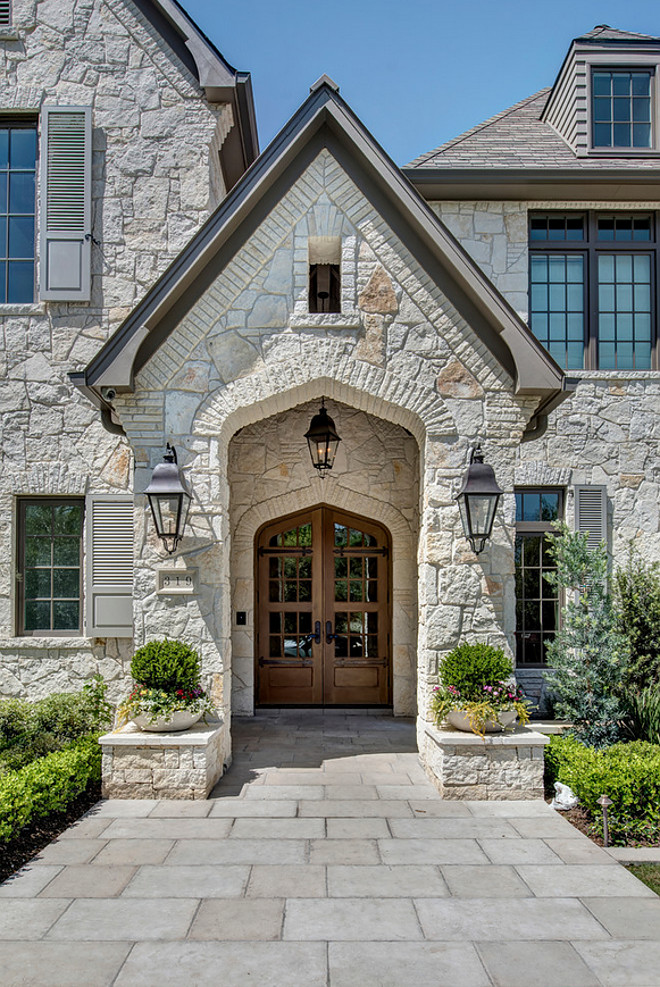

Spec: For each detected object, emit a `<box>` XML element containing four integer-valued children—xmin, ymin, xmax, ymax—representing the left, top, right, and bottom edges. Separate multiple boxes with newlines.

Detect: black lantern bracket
<box><xmin>454</xmin><ymin>443</ymin><xmax>503</xmax><ymax>555</ymax></box>
<box><xmin>145</xmin><ymin>443</ymin><xmax>193</xmax><ymax>555</ymax></box>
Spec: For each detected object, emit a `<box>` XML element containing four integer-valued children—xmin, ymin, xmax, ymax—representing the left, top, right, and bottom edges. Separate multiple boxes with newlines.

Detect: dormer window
<box><xmin>592</xmin><ymin>69</ymin><xmax>652</xmax><ymax>148</ymax></box>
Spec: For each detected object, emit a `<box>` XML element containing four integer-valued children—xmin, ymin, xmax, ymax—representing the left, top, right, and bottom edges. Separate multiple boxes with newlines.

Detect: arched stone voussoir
<box><xmin>192</xmin><ymin>354</ymin><xmax>456</xmax><ymax>445</ymax></box>
<box><xmin>232</xmin><ymin>485</ymin><xmax>416</xmax><ymax>559</ymax></box>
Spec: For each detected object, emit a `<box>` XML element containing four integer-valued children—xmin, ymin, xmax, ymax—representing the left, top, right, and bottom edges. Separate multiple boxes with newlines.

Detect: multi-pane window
<box><xmin>17</xmin><ymin>500</ymin><xmax>83</xmax><ymax>635</ymax></box>
<box><xmin>0</xmin><ymin>121</ymin><xmax>37</xmax><ymax>303</ymax></box>
<box><xmin>592</xmin><ymin>70</ymin><xmax>652</xmax><ymax>149</ymax></box>
<box><xmin>529</xmin><ymin>211</ymin><xmax>656</xmax><ymax>370</ymax></box>
<box><xmin>515</xmin><ymin>489</ymin><xmax>562</xmax><ymax>667</ymax></box>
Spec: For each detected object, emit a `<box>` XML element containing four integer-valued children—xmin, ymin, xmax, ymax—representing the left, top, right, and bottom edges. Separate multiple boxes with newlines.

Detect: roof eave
<box><xmin>403</xmin><ymin>166</ymin><xmax>660</xmax><ymax>201</ymax></box>
<box><xmin>75</xmin><ymin>86</ymin><xmax>563</xmax><ymax>407</ymax></box>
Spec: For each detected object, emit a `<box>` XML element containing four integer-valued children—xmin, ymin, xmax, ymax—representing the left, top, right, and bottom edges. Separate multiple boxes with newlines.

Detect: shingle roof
<box><xmin>407</xmin><ymin>25</ymin><xmax>660</xmax><ymax>171</ymax></box>
<box><xmin>406</xmin><ymin>87</ymin><xmax>660</xmax><ymax>170</ymax></box>
<box><xmin>577</xmin><ymin>25</ymin><xmax>660</xmax><ymax>42</ymax></box>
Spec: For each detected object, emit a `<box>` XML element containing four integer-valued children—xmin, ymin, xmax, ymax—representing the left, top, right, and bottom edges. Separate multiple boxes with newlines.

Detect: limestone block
<box><xmin>358</xmin><ymin>266</ymin><xmax>398</xmax><ymax>314</ymax></box>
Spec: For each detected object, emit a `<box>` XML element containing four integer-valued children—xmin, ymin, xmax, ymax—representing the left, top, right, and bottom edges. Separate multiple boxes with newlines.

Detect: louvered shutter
<box><xmin>575</xmin><ymin>485</ymin><xmax>608</xmax><ymax>550</ymax></box>
<box><xmin>86</xmin><ymin>495</ymin><xmax>134</xmax><ymax>637</ymax></box>
<box><xmin>0</xmin><ymin>2</ymin><xmax>11</xmax><ymax>26</ymax></box>
<box><xmin>39</xmin><ymin>106</ymin><xmax>92</xmax><ymax>301</ymax></box>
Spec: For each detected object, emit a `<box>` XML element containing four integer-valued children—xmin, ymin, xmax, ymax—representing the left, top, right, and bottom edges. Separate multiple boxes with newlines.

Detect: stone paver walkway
<box><xmin>1</xmin><ymin>710</ymin><xmax>659</xmax><ymax>986</ymax></box>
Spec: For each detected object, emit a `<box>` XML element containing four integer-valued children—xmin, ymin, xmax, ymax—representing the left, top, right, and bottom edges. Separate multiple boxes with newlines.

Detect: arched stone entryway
<box><xmin>228</xmin><ymin>398</ymin><xmax>420</xmax><ymax>716</ymax></box>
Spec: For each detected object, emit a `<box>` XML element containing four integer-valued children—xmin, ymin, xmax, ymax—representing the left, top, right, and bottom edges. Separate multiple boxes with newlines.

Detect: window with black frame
<box><xmin>529</xmin><ymin>211</ymin><xmax>655</xmax><ymax>371</ymax></box>
<box><xmin>592</xmin><ymin>69</ymin><xmax>653</xmax><ymax>149</ymax></box>
<box><xmin>0</xmin><ymin>120</ymin><xmax>37</xmax><ymax>304</ymax></box>
<box><xmin>17</xmin><ymin>499</ymin><xmax>84</xmax><ymax>635</ymax></box>
<box><xmin>515</xmin><ymin>489</ymin><xmax>562</xmax><ymax>667</ymax></box>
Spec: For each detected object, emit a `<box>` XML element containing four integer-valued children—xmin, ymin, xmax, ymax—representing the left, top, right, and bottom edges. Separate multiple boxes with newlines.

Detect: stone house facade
<box><xmin>1</xmin><ymin>10</ymin><xmax>658</xmax><ymax>768</ymax></box>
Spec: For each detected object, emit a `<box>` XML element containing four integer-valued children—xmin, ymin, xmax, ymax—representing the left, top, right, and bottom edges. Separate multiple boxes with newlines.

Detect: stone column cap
<box><xmin>99</xmin><ymin>718</ymin><xmax>224</xmax><ymax>748</ymax></box>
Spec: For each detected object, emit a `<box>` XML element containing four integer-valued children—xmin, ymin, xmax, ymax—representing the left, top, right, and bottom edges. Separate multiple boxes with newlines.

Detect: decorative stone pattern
<box><xmin>0</xmin><ymin>0</ymin><xmax>240</xmax><ymax>698</ymax></box>
<box><xmin>99</xmin><ymin>719</ymin><xmax>228</xmax><ymax>799</ymax></box>
<box><xmin>114</xmin><ymin>149</ymin><xmax>535</xmax><ymax>732</ymax></box>
<box><xmin>421</xmin><ymin>724</ymin><xmax>549</xmax><ymax>800</ymax></box>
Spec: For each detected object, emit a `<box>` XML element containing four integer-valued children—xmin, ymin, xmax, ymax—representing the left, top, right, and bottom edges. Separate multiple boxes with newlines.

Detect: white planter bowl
<box><xmin>133</xmin><ymin>710</ymin><xmax>202</xmax><ymax>733</ymax></box>
<box><xmin>446</xmin><ymin>709</ymin><xmax>518</xmax><ymax>734</ymax></box>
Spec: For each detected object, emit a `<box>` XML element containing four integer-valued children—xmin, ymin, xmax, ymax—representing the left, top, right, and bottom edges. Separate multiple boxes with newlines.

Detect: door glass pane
<box><xmin>334</xmin><ymin>524</ymin><xmax>347</xmax><ymax>547</ymax></box>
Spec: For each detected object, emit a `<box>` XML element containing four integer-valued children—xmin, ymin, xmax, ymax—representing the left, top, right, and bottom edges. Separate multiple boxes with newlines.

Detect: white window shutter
<box><xmin>86</xmin><ymin>495</ymin><xmax>134</xmax><ymax>637</ymax></box>
<box><xmin>39</xmin><ymin>106</ymin><xmax>92</xmax><ymax>301</ymax></box>
<box><xmin>574</xmin><ymin>485</ymin><xmax>608</xmax><ymax>550</ymax></box>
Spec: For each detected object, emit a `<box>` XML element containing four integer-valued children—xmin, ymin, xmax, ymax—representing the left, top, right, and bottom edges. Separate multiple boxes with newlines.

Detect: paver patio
<box><xmin>0</xmin><ymin>710</ymin><xmax>659</xmax><ymax>986</ymax></box>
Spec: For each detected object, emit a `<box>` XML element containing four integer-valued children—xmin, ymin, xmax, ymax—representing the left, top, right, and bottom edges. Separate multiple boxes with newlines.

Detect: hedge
<box><xmin>0</xmin><ymin>737</ymin><xmax>101</xmax><ymax>844</ymax></box>
<box><xmin>0</xmin><ymin>676</ymin><xmax>112</xmax><ymax>774</ymax></box>
<box><xmin>546</xmin><ymin>734</ymin><xmax>660</xmax><ymax>845</ymax></box>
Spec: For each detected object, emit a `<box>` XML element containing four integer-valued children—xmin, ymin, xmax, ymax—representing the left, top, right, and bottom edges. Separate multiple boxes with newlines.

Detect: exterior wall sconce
<box><xmin>305</xmin><ymin>399</ymin><xmax>341</xmax><ymax>478</ymax></box>
<box><xmin>455</xmin><ymin>444</ymin><xmax>503</xmax><ymax>554</ymax></box>
<box><xmin>145</xmin><ymin>444</ymin><xmax>192</xmax><ymax>554</ymax></box>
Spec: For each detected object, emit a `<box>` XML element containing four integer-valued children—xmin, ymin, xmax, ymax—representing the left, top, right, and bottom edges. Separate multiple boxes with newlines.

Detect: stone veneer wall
<box><xmin>421</xmin><ymin>725</ymin><xmax>549</xmax><ymax>800</ymax></box>
<box><xmin>434</xmin><ymin>198</ymin><xmax>660</xmax><ymax>706</ymax></box>
<box><xmin>100</xmin><ymin>719</ymin><xmax>227</xmax><ymax>799</ymax></box>
<box><xmin>433</xmin><ymin>197</ymin><xmax>660</xmax><ymax>562</ymax></box>
<box><xmin>114</xmin><ymin>150</ymin><xmax>539</xmax><ymax>739</ymax></box>
<box><xmin>228</xmin><ymin>400</ymin><xmax>420</xmax><ymax>715</ymax></box>
<box><xmin>0</xmin><ymin>0</ymin><xmax>236</xmax><ymax>698</ymax></box>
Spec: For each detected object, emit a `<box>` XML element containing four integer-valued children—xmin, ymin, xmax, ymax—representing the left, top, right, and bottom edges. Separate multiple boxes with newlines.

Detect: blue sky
<box><xmin>182</xmin><ymin>0</ymin><xmax>660</xmax><ymax>166</ymax></box>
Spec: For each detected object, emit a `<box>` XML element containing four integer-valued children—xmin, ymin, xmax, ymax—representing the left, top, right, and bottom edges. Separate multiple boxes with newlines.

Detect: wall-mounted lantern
<box><xmin>145</xmin><ymin>444</ymin><xmax>192</xmax><ymax>554</ymax></box>
<box><xmin>305</xmin><ymin>400</ymin><xmax>341</xmax><ymax>478</ymax></box>
<box><xmin>455</xmin><ymin>444</ymin><xmax>503</xmax><ymax>554</ymax></box>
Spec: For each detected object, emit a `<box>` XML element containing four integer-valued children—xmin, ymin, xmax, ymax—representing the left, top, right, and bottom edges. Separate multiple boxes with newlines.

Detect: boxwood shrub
<box><xmin>130</xmin><ymin>639</ymin><xmax>201</xmax><ymax>692</ymax></box>
<box><xmin>546</xmin><ymin>734</ymin><xmax>660</xmax><ymax>845</ymax></box>
<box><xmin>439</xmin><ymin>643</ymin><xmax>513</xmax><ymax>700</ymax></box>
<box><xmin>0</xmin><ymin>737</ymin><xmax>101</xmax><ymax>844</ymax></box>
<box><xmin>0</xmin><ymin>676</ymin><xmax>112</xmax><ymax>774</ymax></box>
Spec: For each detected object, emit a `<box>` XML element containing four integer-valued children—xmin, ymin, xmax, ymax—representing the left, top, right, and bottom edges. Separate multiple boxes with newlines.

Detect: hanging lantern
<box><xmin>455</xmin><ymin>445</ymin><xmax>503</xmax><ymax>554</ymax></box>
<box><xmin>305</xmin><ymin>400</ymin><xmax>341</xmax><ymax>477</ymax></box>
<box><xmin>145</xmin><ymin>444</ymin><xmax>192</xmax><ymax>554</ymax></box>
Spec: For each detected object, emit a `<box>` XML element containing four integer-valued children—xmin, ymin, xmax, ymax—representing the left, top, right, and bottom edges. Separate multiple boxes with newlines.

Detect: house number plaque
<box><xmin>157</xmin><ymin>568</ymin><xmax>197</xmax><ymax>595</ymax></box>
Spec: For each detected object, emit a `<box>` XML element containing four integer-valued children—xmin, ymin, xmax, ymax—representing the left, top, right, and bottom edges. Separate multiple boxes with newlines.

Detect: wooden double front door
<box><xmin>256</xmin><ymin>507</ymin><xmax>391</xmax><ymax>706</ymax></box>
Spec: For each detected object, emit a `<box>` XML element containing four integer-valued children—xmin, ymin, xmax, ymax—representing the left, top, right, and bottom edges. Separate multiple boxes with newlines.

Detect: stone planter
<box><xmin>446</xmin><ymin>709</ymin><xmax>518</xmax><ymax>734</ymax></box>
<box><xmin>133</xmin><ymin>710</ymin><xmax>203</xmax><ymax>733</ymax></box>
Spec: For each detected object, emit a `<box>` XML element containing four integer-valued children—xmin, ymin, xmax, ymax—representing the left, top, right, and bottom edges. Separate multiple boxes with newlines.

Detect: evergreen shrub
<box><xmin>130</xmin><ymin>639</ymin><xmax>201</xmax><ymax>692</ymax></box>
<box><xmin>0</xmin><ymin>737</ymin><xmax>101</xmax><ymax>844</ymax></box>
<box><xmin>0</xmin><ymin>676</ymin><xmax>112</xmax><ymax>774</ymax></box>
<box><xmin>439</xmin><ymin>643</ymin><xmax>513</xmax><ymax>700</ymax></box>
<box><xmin>546</xmin><ymin>734</ymin><xmax>660</xmax><ymax>845</ymax></box>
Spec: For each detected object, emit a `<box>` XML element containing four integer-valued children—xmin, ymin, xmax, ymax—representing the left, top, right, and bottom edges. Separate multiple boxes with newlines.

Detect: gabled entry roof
<box><xmin>72</xmin><ymin>82</ymin><xmax>564</xmax><ymax>420</ymax></box>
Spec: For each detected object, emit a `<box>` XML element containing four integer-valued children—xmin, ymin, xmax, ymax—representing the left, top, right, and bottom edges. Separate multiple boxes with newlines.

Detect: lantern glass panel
<box><xmin>467</xmin><ymin>494</ymin><xmax>498</xmax><ymax>537</ymax></box>
<box><xmin>152</xmin><ymin>494</ymin><xmax>181</xmax><ymax>536</ymax></box>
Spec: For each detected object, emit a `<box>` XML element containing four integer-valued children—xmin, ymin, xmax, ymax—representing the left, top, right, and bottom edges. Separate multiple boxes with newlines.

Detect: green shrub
<box><xmin>0</xmin><ymin>676</ymin><xmax>113</xmax><ymax>774</ymax></box>
<box><xmin>439</xmin><ymin>643</ymin><xmax>513</xmax><ymax>700</ymax></box>
<box><xmin>543</xmin><ymin>524</ymin><xmax>628</xmax><ymax>748</ymax></box>
<box><xmin>546</xmin><ymin>734</ymin><xmax>660</xmax><ymax>845</ymax></box>
<box><xmin>130</xmin><ymin>639</ymin><xmax>201</xmax><ymax>692</ymax></box>
<box><xmin>622</xmin><ymin>686</ymin><xmax>660</xmax><ymax>745</ymax></box>
<box><xmin>0</xmin><ymin>737</ymin><xmax>101</xmax><ymax>844</ymax></box>
<box><xmin>614</xmin><ymin>546</ymin><xmax>660</xmax><ymax>690</ymax></box>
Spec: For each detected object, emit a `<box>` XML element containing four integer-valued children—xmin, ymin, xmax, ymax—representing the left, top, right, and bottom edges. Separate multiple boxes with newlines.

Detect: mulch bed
<box><xmin>0</xmin><ymin>783</ymin><xmax>101</xmax><ymax>885</ymax></box>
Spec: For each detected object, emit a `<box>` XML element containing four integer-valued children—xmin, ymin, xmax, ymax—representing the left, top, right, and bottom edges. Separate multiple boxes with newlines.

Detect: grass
<box><xmin>627</xmin><ymin>863</ymin><xmax>660</xmax><ymax>895</ymax></box>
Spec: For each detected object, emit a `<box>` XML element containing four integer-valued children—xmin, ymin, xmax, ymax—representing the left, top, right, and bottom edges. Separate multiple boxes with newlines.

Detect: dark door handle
<box><xmin>301</xmin><ymin>621</ymin><xmax>321</xmax><ymax>647</ymax></box>
<box><xmin>326</xmin><ymin>620</ymin><xmax>338</xmax><ymax>644</ymax></box>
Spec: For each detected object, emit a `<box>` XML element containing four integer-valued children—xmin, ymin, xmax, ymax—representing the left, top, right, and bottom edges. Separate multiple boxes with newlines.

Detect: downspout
<box><xmin>521</xmin><ymin>378</ymin><xmax>578</xmax><ymax>442</ymax></box>
<box><xmin>101</xmin><ymin>404</ymin><xmax>127</xmax><ymax>437</ymax></box>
